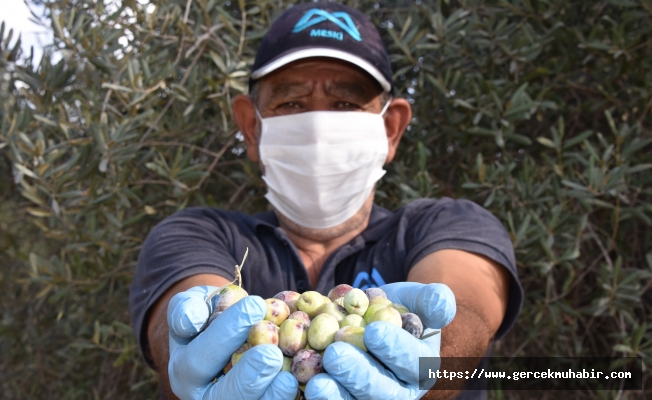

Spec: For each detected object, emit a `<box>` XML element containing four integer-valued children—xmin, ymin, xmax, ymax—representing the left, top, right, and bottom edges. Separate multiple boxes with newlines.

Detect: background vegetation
<box><xmin>1</xmin><ymin>0</ymin><xmax>650</xmax><ymax>398</ymax></box>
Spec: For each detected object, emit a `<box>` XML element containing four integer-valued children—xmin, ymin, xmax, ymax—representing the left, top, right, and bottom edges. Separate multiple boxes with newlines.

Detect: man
<box><xmin>129</xmin><ymin>2</ymin><xmax>523</xmax><ymax>399</ymax></box>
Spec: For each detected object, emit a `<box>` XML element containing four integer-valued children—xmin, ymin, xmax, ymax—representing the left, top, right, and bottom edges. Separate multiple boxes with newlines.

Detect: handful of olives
<box><xmin>208</xmin><ymin>283</ymin><xmax>425</xmax><ymax>396</ymax></box>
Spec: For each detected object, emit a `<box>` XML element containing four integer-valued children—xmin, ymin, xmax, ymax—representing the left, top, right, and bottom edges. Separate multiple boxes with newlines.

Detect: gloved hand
<box><xmin>304</xmin><ymin>282</ymin><xmax>456</xmax><ymax>400</ymax></box>
<box><xmin>167</xmin><ymin>285</ymin><xmax>299</xmax><ymax>400</ymax></box>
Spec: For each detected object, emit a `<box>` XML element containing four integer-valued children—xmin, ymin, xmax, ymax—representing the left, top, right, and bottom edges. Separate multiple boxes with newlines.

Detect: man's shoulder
<box><xmin>161</xmin><ymin>206</ymin><xmax>241</xmax><ymax>220</ymax></box>
<box><xmin>383</xmin><ymin>197</ymin><xmax>510</xmax><ymax>252</ymax></box>
<box><xmin>365</xmin><ymin>197</ymin><xmax>500</xmax><ymax>241</ymax></box>
<box><xmin>393</xmin><ymin>197</ymin><xmax>495</xmax><ymax>220</ymax></box>
<box><xmin>157</xmin><ymin>206</ymin><xmax>276</xmax><ymax>230</ymax></box>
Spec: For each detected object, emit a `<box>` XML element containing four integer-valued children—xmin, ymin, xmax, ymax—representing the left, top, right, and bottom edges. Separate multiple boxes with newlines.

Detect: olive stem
<box><xmin>205</xmin><ymin>247</ymin><xmax>249</xmax><ymax>306</ymax></box>
<box><xmin>235</xmin><ymin>247</ymin><xmax>248</xmax><ymax>288</ymax></box>
<box><xmin>419</xmin><ymin>329</ymin><xmax>441</xmax><ymax>340</ymax></box>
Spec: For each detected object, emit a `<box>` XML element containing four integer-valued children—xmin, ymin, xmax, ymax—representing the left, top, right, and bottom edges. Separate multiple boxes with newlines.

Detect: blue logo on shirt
<box><xmin>292</xmin><ymin>9</ymin><xmax>362</xmax><ymax>41</ymax></box>
<box><xmin>352</xmin><ymin>268</ymin><xmax>386</xmax><ymax>290</ymax></box>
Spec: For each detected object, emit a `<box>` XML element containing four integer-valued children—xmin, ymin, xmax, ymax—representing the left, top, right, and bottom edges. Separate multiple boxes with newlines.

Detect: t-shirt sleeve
<box><xmin>129</xmin><ymin>207</ymin><xmax>239</xmax><ymax>367</ymax></box>
<box><xmin>404</xmin><ymin>198</ymin><xmax>523</xmax><ymax>340</ymax></box>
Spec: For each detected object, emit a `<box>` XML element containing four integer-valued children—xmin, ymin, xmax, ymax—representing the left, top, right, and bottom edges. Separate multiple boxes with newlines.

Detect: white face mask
<box><xmin>257</xmin><ymin>102</ymin><xmax>391</xmax><ymax>230</ymax></box>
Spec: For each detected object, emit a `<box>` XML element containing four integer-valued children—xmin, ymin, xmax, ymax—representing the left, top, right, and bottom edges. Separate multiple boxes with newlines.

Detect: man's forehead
<box><xmin>269</xmin><ymin>80</ymin><xmax>369</xmax><ymax>98</ymax></box>
<box><xmin>257</xmin><ymin>57</ymin><xmax>382</xmax><ymax>96</ymax></box>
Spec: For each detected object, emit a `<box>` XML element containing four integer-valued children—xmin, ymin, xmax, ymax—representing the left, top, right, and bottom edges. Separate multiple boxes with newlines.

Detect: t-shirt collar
<box><xmin>252</xmin><ymin>203</ymin><xmax>393</xmax><ymax>235</ymax></box>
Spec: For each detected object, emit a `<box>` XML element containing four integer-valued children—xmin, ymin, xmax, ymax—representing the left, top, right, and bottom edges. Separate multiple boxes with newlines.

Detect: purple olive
<box><xmin>401</xmin><ymin>313</ymin><xmax>424</xmax><ymax>338</ymax></box>
<box><xmin>364</xmin><ymin>287</ymin><xmax>387</xmax><ymax>300</ymax></box>
<box><xmin>291</xmin><ymin>349</ymin><xmax>323</xmax><ymax>383</ymax></box>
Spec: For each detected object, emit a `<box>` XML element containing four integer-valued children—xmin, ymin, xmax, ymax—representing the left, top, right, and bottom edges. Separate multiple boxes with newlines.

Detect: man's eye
<box><xmin>279</xmin><ymin>102</ymin><xmax>301</xmax><ymax>109</ymax></box>
<box><xmin>335</xmin><ymin>102</ymin><xmax>359</xmax><ymax>110</ymax></box>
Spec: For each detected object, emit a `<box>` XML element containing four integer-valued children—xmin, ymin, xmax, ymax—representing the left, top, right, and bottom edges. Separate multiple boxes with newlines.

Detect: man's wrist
<box><xmin>423</xmin><ymin>304</ymin><xmax>493</xmax><ymax>399</ymax></box>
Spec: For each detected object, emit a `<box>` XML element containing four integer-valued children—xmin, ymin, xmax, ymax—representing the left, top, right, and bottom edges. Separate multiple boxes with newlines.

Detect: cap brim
<box><xmin>250</xmin><ymin>48</ymin><xmax>392</xmax><ymax>93</ymax></box>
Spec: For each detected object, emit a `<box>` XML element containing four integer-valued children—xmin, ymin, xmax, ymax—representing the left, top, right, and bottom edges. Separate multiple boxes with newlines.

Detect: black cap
<box><xmin>250</xmin><ymin>2</ymin><xmax>393</xmax><ymax>93</ymax></box>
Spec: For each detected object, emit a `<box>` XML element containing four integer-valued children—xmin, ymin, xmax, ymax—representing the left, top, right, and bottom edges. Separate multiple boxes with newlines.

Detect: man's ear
<box><xmin>232</xmin><ymin>94</ymin><xmax>260</xmax><ymax>164</ymax></box>
<box><xmin>383</xmin><ymin>98</ymin><xmax>412</xmax><ymax>164</ymax></box>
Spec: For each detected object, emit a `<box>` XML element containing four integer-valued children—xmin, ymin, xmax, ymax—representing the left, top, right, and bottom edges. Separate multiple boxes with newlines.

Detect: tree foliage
<box><xmin>1</xmin><ymin>0</ymin><xmax>651</xmax><ymax>398</ymax></box>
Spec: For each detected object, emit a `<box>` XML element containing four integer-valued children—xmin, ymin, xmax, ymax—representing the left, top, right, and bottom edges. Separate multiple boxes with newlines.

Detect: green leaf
<box><xmin>563</xmin><ymin>130</ymin><xmax>593</xmax><ymax>149</ymax></box>
<box><xmin>612</xmin><ymin>344</ymin><xmax>633</xmax><ymax>353</ymax></box>
<box><xmin>505</xmin><ymin>134</ymin><xmax>532</xmax><ymax>145</ymax></box>
<box><xmin>453</xmin><ymin>98</ymin><xmax>475</xmax><ymax>110</ymax></box>
<box><xmin>33</xmin><ymin>114</ymin><xmax>58</xmax><ymax>127</ymax></box>
<box><xmin>627</xmin><ymin>164</ymin><xmax>652</xmax><ymax>174</ymax></box>
<box><xmin>13</xmin><ymin>163</ymin><xmax>38</xmax><ymax>179</ymax></box>
<box><xmin>101</xmin><ymin>83</ymin><xmax>134</xmax><ymax>93</ymax></box>
<box><xmin>417</xmin><ymin>141</ymin><xmax>427</xmax><ymax>171</ymax></box>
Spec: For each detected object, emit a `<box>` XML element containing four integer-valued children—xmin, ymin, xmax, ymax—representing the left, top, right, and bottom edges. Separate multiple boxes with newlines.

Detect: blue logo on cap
<box><xmin>292</xmin><ymin>9</ymin><xmax>362</xmax><ymax>41</ymax></box>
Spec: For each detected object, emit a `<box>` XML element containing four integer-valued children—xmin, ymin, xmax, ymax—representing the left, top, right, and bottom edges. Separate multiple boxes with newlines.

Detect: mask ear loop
<box><xmin>254</xmin><ymin>107</ymin><xmax>264</xmax><ymax>122</ymax></box>
<box><xmin>253</xmin><ymin>106</ymin><xmax>266</xmax><ymax>141</ymax></box>
<box><xmin>252</xmin><ymin>107</ymin><xmax>266</xmax><ymax>174</ymax></box>
<box><xmin>380</xmin><ymin>96</ymin><xmax>393</xmax><ymax>116</ymax></box>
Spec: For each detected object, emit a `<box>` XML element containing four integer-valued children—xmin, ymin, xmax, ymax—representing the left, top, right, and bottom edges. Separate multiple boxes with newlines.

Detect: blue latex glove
<box><xmin>167</xmin><ymin>285</ymin><xmax>299</xmax><ymax>400</ymax></box>
<box><xmin>304</xmin><ymin>282</ymin><xmax>456</xmax><ymax>400</ymax></box>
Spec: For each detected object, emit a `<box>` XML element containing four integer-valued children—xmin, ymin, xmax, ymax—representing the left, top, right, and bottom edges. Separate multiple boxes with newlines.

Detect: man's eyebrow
<box><xmin>267</xmin><ymin>81</ymin><xmax>375</xmax><ymax>101</ymax></box>
<box><xmin>326</xmin><ymin>82</ymin><xmax>372</xmax><ymax>99</ymax></box>
<box><xmin>269</xmin><ymin>82</ymin><xmax>312</xmax><ymax>100</ymax></box>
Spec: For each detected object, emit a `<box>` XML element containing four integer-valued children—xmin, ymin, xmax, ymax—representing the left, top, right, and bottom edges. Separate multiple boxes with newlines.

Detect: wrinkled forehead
<box><xmin>254</xmin><ymin>57</ymin><xmax>384</xmax><ymax>101</ymax></box>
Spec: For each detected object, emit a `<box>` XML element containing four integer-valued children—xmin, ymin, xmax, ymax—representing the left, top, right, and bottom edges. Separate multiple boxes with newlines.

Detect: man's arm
<box><xmin>147</xmin><ymin>274</ymin><xmax>231</xmax><ymax>399</ymax></box>
<box><xmin>407</xmin><ymin>249</ymin><xmax>511</xmax><ymax>400</ymax></box>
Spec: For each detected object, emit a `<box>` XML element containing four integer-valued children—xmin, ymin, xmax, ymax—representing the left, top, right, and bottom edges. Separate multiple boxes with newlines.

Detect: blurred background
<box><xmin>1</xmin><ymin>0</ymin><xmax>650</xmax><ymax>398</ymax></box>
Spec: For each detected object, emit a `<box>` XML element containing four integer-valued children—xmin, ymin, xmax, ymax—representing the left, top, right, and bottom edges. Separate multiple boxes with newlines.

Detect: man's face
<box><xmin>233</xmin><ymin>57</ymin><xmax>411</xmax><ymax>166</ymax></box>
<box><xmin>254</xmin><ymin>57</ymin><xmax>385</xmax><ymax>118</ymax></box>
<box><xmin>232</xmin><ymin>57</ymin><xmax>411</xmax><ymax>238</ymax></box>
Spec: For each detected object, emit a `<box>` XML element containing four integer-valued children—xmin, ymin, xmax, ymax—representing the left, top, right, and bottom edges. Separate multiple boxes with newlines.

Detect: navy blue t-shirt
<box><xmin>130</xmin><ymin>197</ymin><xmax>523</xmax><ymax>391</ymax></box>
